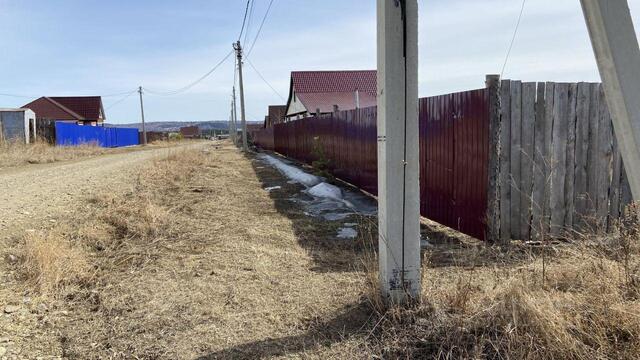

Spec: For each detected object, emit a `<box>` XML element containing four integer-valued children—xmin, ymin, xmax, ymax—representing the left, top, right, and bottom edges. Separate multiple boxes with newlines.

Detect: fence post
<box><xmin>486</xmin><ymin>74</ymin><xmax>501</xmax><ymax>243</ymax></box>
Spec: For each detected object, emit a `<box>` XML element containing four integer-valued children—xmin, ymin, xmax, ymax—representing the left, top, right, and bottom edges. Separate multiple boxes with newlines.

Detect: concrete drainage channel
<box><xmin>257</xmin><ymin>154</ymin><xmax>377</xmax><ymax>240</ymax></box>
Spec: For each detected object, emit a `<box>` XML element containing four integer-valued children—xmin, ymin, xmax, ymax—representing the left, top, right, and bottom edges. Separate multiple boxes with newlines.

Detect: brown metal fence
<box><xmin>252</xmin><ymin>89</ymin><xmax>493</xmax><ymax>240</ymax></box>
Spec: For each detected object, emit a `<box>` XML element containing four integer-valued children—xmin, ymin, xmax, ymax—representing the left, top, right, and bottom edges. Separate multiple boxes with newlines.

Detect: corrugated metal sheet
<box><xmin>56</xmin><ymin>123</ymin><xmax>139</xmax><ymax>147</ymax></box>
<box><xmin>253</xmin><ymin>89</ymin><xmax>491</xmax><ymax>240</ymax></box>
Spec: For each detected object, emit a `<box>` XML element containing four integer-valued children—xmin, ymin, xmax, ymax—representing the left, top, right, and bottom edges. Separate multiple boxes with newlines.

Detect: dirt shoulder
<box><xmin>1</xmin><ymin>142</ymin><xmax>372</xmax><ymax>359</ymax></box>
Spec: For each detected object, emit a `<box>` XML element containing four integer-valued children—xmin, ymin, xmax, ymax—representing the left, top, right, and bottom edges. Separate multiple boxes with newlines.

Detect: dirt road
<box><xmin>0</xmin><ymin>143</ymin><xmax>205</xmax><ymax>236</ymax></box>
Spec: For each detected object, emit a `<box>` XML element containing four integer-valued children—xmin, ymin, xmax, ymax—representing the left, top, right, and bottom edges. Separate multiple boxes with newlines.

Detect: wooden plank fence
<box><xmin>499</xmin><ymin>80</ymin><xmax>631</xmax><ymax>240</ymax></box>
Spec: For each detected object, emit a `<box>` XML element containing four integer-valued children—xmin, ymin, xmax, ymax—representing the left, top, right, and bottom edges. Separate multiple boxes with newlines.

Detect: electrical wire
<box><xmin>0</xmin><ymin>89</ymin><xmax>138</xmax><ymax>99</ymax></box>
<box><xmin>246</xmin><ymin>0</ymin><xmax>275</xmax><ymax>58</ymax></box>
<box><xmin>500</xmin><ymin>0</ymin><xmax>527</xmax><ymax>78</ymax></box>
<box><xmin>238</xmin><ymin>0</ymin><xmax>252</xmax><ymax>41</ymax></box>
<box><xmin>105</xmin><ymin>89</ymin><xmax>138</xmax><ymax>110</ymax></box>
<box><xmin>246</xmin><ymin>58</ymin><xmax>286</xmax><ymax>102</ymax></box>
<box><xmin>144</xmin><ymin>50</ymin><xmax>234</xmax><ymax>96</ymax></box>
<box><xmin>243</xmin><ymin>0</ymin><xmax>256</xmax><ymax>45</ymax></box>
<box><xmin>0</xmin><ymin>93</ymin><xmax>34</xmax><ymax>99</ymax></box>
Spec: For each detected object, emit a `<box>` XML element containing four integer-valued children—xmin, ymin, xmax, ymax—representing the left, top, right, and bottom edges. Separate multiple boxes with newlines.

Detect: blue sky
<box><xmin>1</xmin><ymin>0</ymin><xmax>640</xmax><ymax>124</ymax></box>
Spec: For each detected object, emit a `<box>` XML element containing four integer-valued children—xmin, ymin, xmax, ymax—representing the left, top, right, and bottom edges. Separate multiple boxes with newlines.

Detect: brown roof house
<box><xmin>265</xmin><ymin>105</ymin><xmax>286</xmax><ymax>128</ymax></box>
<box><xmin>284</xmin><ymin>70</ymin><xmax>377</xmax><ymax>121</ymax></box>
<box><xmin>23</xmin><ymin>96</ymin><xmax>105</xmax><ymax>126</ymax></box>
<box><xmin>180</xmin><ymin>126</ymin><xmax>201</xmax><ymax>139</ymax></box>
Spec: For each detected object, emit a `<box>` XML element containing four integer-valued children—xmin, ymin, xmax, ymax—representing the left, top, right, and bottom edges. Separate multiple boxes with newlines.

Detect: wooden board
<box><xmin>520</xmin><ymin>82</ymin><xmax>536</xmax><ymax>240</ymax></box>
<box><xmin>509</xmin><ymin>81</ymin><xmax>522</xmax><ymax>239</ymax></box>
<box><xmin>550</xmin><ymin>83</ymin><xmax>569</xmax><ymax>237</ymax></box>
<box><xmin>564</xmin><ymin>83</ymin><xmax>578</xmax><ymax>231</ymax></box>
<box><xmin>499</xmin><ymin>80</ymin><xmax>512</xmax><ymax>241</ymax></box>
<box><xmin>543</xmin><ymin>82</ymin><xmax>555</xmax><ymax>237</ymax></box>
<box><xmin>596</xmin><ymin>85</ymin><xmax>614</xmax><ymax>231</ymax></box>
<box><xmin>531</xmin><ymin>83</ymin><xmax>547</xmax><ymax>240</ymax></box>
<box><xmin>586</xmin><ymin>83</ymin><xmax>601</xmax><ymax>230</ymax></box>
<box><xmin>573</xmin><ymin>83</ymin><xmax>591</xmax><ymax>231</ymax></box>
<box><xmin>609</xmin><ymin>134</ymin><xmax>623</xmax><ymax>230</ymax></box>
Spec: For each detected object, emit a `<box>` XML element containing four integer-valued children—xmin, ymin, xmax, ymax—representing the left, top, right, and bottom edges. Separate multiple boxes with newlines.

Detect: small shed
<box><xmin>0</xmin><ymin>108</ymin><xmax>36</xmax><ymax>144</ymax></box>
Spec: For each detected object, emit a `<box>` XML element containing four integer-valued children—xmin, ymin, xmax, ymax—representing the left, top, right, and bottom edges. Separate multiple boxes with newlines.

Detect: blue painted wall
<box><xmin>55</xmin><ymin>123</ymin><xmax>139</xmax><ymax>148</ymax></box>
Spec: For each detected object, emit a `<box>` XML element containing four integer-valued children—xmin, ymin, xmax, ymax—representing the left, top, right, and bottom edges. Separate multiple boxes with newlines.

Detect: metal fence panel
<box><xmin>253</xmin><ymin>89</ymin><xmax>491</xmax><ymax>240</ymax></box>
<box><xmin>55</xmin><ymin>123</ymin><xmax>139</xmax><ymax>147</ymax></box>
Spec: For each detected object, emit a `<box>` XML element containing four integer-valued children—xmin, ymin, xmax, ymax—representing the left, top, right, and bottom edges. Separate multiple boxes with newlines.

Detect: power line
<box><xmin>500</xmin><ymin>0</ymin><xmax>527</xmax><ymax>78</ymax></box>
<box><xmin>105</xmin><ymin>89</ymin><xmax>138</xmax><ymax>110</ymax></box>
<box><xmin>238</xmin><ymin>0</ymin><xmax>252</xmax><ymax>41</ymax></box>
<box><xmin>144</xmin><ymin>50</ymin><xmax>234</xmax><ymax>96</ymax></box>
<box><xmin>0</xmin><ymin>90</ymin><xmax>134</xmax><ymax>99</ymax></box>
<box><xmin>246</xmin><ymin>58</ymin><xmax>286</xmax><ymax>102</ymax></box>
<box><xmin>243</xmin><ymin>0</ymin><xmax>256</xmax><ymax>45</ymax></box>
<box><xmin>247</xmin><ymin>0</ymin><xmax>275</xmax><ymax>58</ymax></box>
<box><xmin>0</xmin><ymin>93</ymin><xmax>34</xmax><ymax>99</ymax></box>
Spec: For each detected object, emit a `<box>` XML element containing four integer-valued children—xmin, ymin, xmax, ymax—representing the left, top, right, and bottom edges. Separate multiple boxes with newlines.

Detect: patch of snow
<box><xmin>258</xmin><ymin>154</ymin><xmax>321</xmax><ymax>187</ymax></box>
<box><xmin>323</xmin><ymin>213</ymin><xmax>351</xmax><ymax>221</ymax></box>
<box><xmin>264</xmin><ymin>186</ymin><xmax>281</xmax><ymax>192</ymax></box>
<box><xmin>307</xmin><ymin>183</ymin><xmax>343</xmax><ymax>201</ymax></box>
<box><xmin>421</xmin><ymin>237</ymin><xmax>434</xmax><ymax>249</ymax></box>
<box><xmin>337</xmin><ymin>227</ymin><xmax>358</xmax><ymax>239</ymax></box>
<box><xmin>343</xmin><ymin>223</ymin><xmax>358</xmax><ymax>227</ymax></box>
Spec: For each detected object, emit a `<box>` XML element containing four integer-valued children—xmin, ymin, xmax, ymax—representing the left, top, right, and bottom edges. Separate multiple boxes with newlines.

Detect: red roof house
<box><xmin>284</xmin><ymin>70</ymin><xmax>377</xmax><ymax>120</ymax></box>
<box><xmin>22</xmin><ymin>96</ymin><xmax>105</xmax><ymax>126</ymax></box>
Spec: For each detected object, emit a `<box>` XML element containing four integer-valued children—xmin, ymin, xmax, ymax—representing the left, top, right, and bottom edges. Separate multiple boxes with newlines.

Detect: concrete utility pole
<box><xmin>581</xmin><ymin>0</ymin><xmax>640</xmax><ymax>201</ymax></box>
<box><xmin>229</xmin><ymin>105</ymin><xmax>234</xmax><ymax>142</ymax></box>
<box><xmin>234</xmin><ymin>41</ymin><xmax>249</xmax><ymax>152</ymax></box>
<box><xmin>138</xmin><ymin>86</ymin><xmax>147</xmax><ymax>145</ymax></box>
<box><xmin>232</xmin><ymin>86</ymin><xmax>239</xmax><ymax>145</ymax></box>
<box><xmin>376</xmin><ymin>0</ymin><xmax>421</xmax><ymax>304</ymax></box>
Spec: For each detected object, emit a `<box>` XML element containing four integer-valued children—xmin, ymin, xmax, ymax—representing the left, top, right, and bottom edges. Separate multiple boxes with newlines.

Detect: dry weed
<box><xmin>20</xmin><ymin>228</ymin><xmax>92</xmax><ymax>298</ymax></box>
<box><xmin>0</xmin><ymin>140</ymin><xmax>109</xmax><ymax>168</ymax></box>
<box><xmin>367</xmin><ymin>225</ymin><xmax>640</xmax><ymax>359</ymax></box>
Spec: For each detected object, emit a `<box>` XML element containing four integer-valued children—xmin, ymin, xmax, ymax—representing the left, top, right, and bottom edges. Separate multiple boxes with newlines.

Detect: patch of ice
<box><xmin>258</xmin><ymin>154</ymin><xmax>321</xmax><ymax>187</ymax></box>
<box><xmin>337</xmin><ymin>227</ymin><xmax>358</xmax><ymax>239</ymax></box>
<box><xmin>307</xmin><ymin>183</ymin><xmax>343</xmax><ymax>201</ymax></box>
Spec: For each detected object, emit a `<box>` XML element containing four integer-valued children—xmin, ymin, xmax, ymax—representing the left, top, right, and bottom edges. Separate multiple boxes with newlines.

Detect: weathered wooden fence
<box><xmin>499</xmin><ymin>81</ymin><xmax>631</xmax><ymax>241</ymax></box>
<box><xmin>35</xmin><ymin>119</ymin><xmax>56</xmax><ymax>143</ymax></box>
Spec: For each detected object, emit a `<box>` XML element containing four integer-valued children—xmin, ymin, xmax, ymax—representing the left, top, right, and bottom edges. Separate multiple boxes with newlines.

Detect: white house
<box><xmin>284</xmin><ymin>70</ymin><xmax>378</xmax><ymax>121</ymax></box>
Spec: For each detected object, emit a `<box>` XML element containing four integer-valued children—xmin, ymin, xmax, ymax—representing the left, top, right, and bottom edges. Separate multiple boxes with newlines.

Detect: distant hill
<box><xmin>107</xmin><ymin>121</ymin><xmax>263</xmax><ymax>132</ymax></box>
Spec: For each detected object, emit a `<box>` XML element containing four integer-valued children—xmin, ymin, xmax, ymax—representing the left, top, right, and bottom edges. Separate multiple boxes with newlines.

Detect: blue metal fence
<box><xmin>55</xmin><ymin>123</ymin><xmax>139</xmax><ymax>148</ymax></box>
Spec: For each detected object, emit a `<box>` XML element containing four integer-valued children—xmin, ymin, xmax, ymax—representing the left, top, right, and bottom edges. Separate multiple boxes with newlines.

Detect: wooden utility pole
<box><xmin>376</xmin><ymin>0</ymin><xmax>421</xmax><ymax>304</ymax></box>
<box><xmin>581</xmin><ymin>0</ymin><xmax>640</xmax><ymax>201</ymax></box>
<box><xmin>234</xmin><ymin>41</ymin><xmax>249</xmax><ymax>152</ymax></box>
<box><xmin>138</xmin><ymin>86</ymin><xmax>147</xmax><ymax>145</ymax></box>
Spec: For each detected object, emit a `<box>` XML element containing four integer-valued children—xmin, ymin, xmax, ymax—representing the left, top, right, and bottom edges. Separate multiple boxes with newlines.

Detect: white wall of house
<box><xmin>285</xmin><ymin>89</ymin><xmax>308</xmax><ymax>118</ymax></box>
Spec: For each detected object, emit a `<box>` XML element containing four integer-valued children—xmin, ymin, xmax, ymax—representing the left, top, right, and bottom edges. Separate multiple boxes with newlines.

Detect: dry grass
<box><xmin>0</xmin><ymin>140</ymin><xmax>109</xmax><ymax>168</ymax></box>
<box><xmin>363</xmin><ymin>225</ymin><xmax>640</xmax><ymax>359</ymax></box>
<box><xmin>20</xmin><ymin>228</ymin><xmax>92</xmax><ymax>298</ymax></box>
<box><xmin>11</xmin><ymin>141</ymin><xmax>640</xmax><ymax>359</ymax></box>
